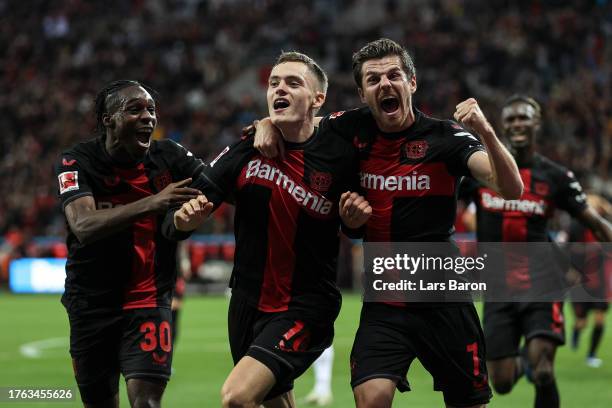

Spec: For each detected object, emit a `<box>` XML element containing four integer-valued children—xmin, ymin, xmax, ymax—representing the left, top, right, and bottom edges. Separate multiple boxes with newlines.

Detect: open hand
<box><xmin>151</xmin><ymin>178</ymin><xmax>201</xmax><ymax>212</ymax></box>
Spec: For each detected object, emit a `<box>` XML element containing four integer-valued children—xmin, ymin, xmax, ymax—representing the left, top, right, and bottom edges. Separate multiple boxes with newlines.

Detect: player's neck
<box><xmin>278</xmin><ymin>118</ymin><xmax>315</xmax><ymax>144</ymax></box>
<box><xmin>104</xmin><ymin>134</ymin><xmax>141</xmax><ymax>165</ymax></box>
<box><xmin>375</xmin><ymin>106</ymin><xmax>416</xmax><ymax>133</ymax></box>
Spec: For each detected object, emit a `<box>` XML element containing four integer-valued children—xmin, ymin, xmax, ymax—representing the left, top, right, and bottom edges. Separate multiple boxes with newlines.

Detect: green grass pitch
<box><xmin>0</xmin><ymin>293</ymin><xmax>610</xmax><ymax>407</ymax></box>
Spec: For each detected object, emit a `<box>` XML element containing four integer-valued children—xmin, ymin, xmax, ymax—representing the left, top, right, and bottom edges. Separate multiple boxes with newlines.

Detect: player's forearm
<box><xmin>479</xmin><ymin>127</ymin><xmax>523</xmax><ymax>199</ymax></box>
<box><xmin>593</xmin><ymin>223</ymin><xmax>612</xmax><ymax>242</ymax></box>
<box><xmin>70</xmin><ymin>197</ymin><xmax>157</xmax><ymax>245</ymax></box>
<box><xmin>588</xmin><ymin>214</ymin><xmax>612</xmax><ymax>242</ymax></box>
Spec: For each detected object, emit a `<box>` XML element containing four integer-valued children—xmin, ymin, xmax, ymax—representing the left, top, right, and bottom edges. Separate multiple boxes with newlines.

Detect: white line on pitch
<box><xmin>19</xmin><ymin>337</ymin><xmax>68</xmax><ymax>359</ymax></box>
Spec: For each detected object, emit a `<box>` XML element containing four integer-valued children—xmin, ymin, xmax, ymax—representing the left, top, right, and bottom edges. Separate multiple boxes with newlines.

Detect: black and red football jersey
<box><xmin>326</xmin><ymin>107</ymin><xmax>484</xmax><ymax>242</ymax></box>
<box><xmin>194</xmin><ymin>118</ymin><xmax>358</xmax><ymax>316</ymax></box>
<box><xmin>569</xmin><ymin>220</ymin><xmax>608</xmax><ymax>298</ymax></box>
<box><xmin>55</xmin><ymin>136</ymin><xmax>204</xmax><ymax>314</ymax></box>
<box><xmin>461</xmin><ymin>154</ymin><xmax>588</xmax><ymax>291</ymax></box>
<box><xmin>463</xmin><ymin>153</ymin><xmax>587</xmax><ymax>242</ymax></box>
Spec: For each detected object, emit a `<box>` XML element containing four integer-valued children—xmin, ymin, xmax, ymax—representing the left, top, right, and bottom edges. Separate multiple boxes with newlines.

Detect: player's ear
<box><xmin>534</xmin><ymin>116</ymin><xmax>542</xmax><ymax>133</ymax></box>
<box><xmin>312</xmin><ymin>91</ymin><xmax>326</xmax><ymax>110</ymax></box>
<box><xmin>409</xmin><ymin>75</ymin><xmax>417</xmax><ymax>94</ymax></box>
<box><xmin>102</xmin><ymin>113</ymin><xmax>115</xmax><ymax>129</ymax></box>
<box><xmin>358</xmin><ymin>87</ymin><xmax>366</xmax><ymax>103</ymax></box>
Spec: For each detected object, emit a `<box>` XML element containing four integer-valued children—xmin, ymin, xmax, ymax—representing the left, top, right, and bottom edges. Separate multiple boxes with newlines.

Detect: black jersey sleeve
<box><xmin>343</xmin><ymin>146</ymin><xmax>366</xmax><ymax>238</ymax></box>
<box><xmin>554</xmin><ymin>168</ymin><xmax>587</xmax><ymax>217</ymax></box>
<box><xmin>322</xmin><ymin>108</ymin><xmax>365</xmax><ymax>143</ymax></box>
<box><xmin>442</xmin><ymin>121</ymin><xmax>485</xmax><ymax>177</ymax></box>
<box><xmin>341</xmin><ymin>223</ymin><xmax>365</xmax><ymax>239</ymax></box>
<box><xmin>166</xmin><ymin>140</ymin><xmax>206</xmax><ymax>179</ymax></box>
<box><xmin>161</xmin><ymin>137</ymin><xmax>256</xmax><ymax>240</ymax></box>
<box><xmin>55</xmin><ymin>152</ymin><xmax>93</xmax><ymax>211</ymax></box>
<box><xmin>317</xmin><ymin>115</ymin><xmax>364</xmax><ymax>238</ymax></box>
<box><xmin>458</xmin><ymin>176</ymin><xmax>480</xmax><ymax>204</ymax></box>
<box><xmin>192</xmin><ymin>137</ymin><xmax>257</xmax><ymax>205</ymax></box>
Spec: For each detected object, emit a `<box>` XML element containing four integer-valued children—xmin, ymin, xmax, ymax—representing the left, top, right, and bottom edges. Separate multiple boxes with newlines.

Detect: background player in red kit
<box><xmin>461</xmin><ymin>95</ymin><xmax>612</xmax><ymax>408</ymax></box>
<box><xmin>55</xmin><ymin>80</ymin><xmax>210</xmax><ymax>407</ymax></box>
<box><xmin>167</xmin><ymin>52</ymin><xmax>371</xmax><ymax>408</ymax></box>
<box><xmin>254</xmin><ymin>38</ymin><xmax>523</xmax><ymax>408</ymax></box>
<box><xmin>569</xmin><ymin>193</ymin><xmax>612</xmax><ymax>368</ymax></box>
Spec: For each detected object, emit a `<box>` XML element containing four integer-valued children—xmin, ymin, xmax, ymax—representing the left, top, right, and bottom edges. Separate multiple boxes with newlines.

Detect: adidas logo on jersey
<box><xmin>481</xmin><ymin>192</ymin><xmax>546</xmax><ymax>215</ymax></box>
<box><xmin>359</xmin><ymin>171</ymin><xmax>431</xmax><ymax>192</ymax></box>
<box><xmin>245</xmin><ymin>159</ymin><xmax>333</xmax><ymax>215</ymax></box>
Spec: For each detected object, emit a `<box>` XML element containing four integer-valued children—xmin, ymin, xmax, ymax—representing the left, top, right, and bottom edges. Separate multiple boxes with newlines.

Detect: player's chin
<box><xmin>270</xmin><ymin>115</ymin><xmax>296</xmax><ymax>127</ymax></box>
<box><xmin>377</xmin><ymin>113</ymin><xmax>402</xmax><ymax>130</ymax></box>
<box><xmin>509</xmin><ymin>139</ymin><xmax>530</xmax><ymax>149</ymax></box>
<box><xmin>128</xmin><ymin>143</ymin><xmax>149</xmax><ymax>159</ymax></box>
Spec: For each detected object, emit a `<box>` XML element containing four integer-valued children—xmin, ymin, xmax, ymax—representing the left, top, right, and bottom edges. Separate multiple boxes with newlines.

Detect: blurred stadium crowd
<box><xmin>0</xmin><ymin>0</ymin><xmax>610</xmax><ymax>265</ymax></box>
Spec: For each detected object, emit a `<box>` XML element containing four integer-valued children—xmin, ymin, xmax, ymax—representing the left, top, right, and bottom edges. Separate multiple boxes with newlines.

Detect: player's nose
<box><xmin>140</xmin><ymin>109</ymin><xmax>156</xmax><ymax>124</ymax></box>
<box><xmin>380</xmin><ymin>75</ymin><xmax>392</xmax><ymax>88</ymax></box>
<box><xmin>275</xmin><ymin>83</ymin><xmax>288</xmax><ymax>95</ymax></box>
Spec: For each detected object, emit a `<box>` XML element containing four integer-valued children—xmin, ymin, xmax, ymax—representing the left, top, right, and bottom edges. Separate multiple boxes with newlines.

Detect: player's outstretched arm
<box><xmin>173</xmin><ymin>195</ymin><xmax>214</xmax><ymax>232</ymax></box>
<box><xmin>65</xmin><ymin>178</ymin><xmax>200</xmax><ymax>245</ymax></box>
<box><xmin>576</xmin><ymin>206</ymin><xmax>612</xmax><ymax>242</ymax></box>
<box><xmin>455</xmin><ymin>98</ymin><xmax>523</xmax><ymax>200</ymax></box>
<box><xmin>339</xmin><ymin>191</ymin><xmax>372</xmax><ymax>229</ymax></box>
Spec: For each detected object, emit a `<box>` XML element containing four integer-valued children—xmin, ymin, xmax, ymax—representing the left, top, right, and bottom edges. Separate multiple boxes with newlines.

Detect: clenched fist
<box><xmin>340</xmin><ymin>191</ymin><xmax>372</xmax><ymax>229</ymax></box>
<box><xmin>453</xmin><ymin>98</ymin><xmax>493</xmax><ymax>136</ymax></box>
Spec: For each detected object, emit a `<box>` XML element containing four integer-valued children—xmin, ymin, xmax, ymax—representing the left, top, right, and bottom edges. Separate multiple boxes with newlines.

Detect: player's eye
<box><xmin>269</xmin><ymin>81</ymin><xmax>278</xmax><ymax>87</ymax></box>
<box><xmin>289</xmin><ymin>81</ymin><xmax>300</xmax><ymax>87</ymax></box>
<box><xmin>367</xmin><ymin>76</ymin><xmax>378</xmax><ymax>85</ymax></box>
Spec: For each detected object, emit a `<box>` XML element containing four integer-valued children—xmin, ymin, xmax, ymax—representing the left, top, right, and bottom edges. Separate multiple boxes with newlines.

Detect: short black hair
<box><xmin>94</xmin><ymin>80</ymin><xmax>157</xmax><ymax>134</ymax></box>
<box><xmin>274</xmin><ymin>51</ymin><xmax>328</xmax><ymax>94</ymax></box>
<box><xmin>352</xmin><ymin>38</ymin><xmax>416</xmax><ymax>89</ymax></box>
<box><xmin>502</xmin><ymin>94</ymin><xmax>542</xmax><ymax>119</ymax></box>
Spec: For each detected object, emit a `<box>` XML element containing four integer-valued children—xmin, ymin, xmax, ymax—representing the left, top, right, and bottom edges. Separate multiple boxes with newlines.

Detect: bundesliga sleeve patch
<box><xmin>58</xmin><ymin>171</ymin><xmax>79</xmax><ymax>194</ymax></box>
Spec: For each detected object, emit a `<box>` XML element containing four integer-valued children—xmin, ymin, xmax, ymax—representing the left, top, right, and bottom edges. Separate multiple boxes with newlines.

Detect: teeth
<box><xmin>138</xmin><ymin>140</ymin><xmax>150</xmax><ymax>148</ymax></box>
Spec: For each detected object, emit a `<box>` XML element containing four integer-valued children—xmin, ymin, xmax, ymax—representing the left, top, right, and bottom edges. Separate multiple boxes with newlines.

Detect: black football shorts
<box><xmin>68</xmin><ymin>307</ymin><xmax>173</xmax><ymax>403</ymax></box>
<box><xmin>228</xmin><ymin>294</ymin><xmax>334</xmax><ymax>401</ymax></box>
<box><xmin>350</xmin><ymin>302</ymin><xmax>492</xmax><ymax>407</ymax></box>
<box><xmin>572</xmin><ymin>301</ymin><xmax>609</xmax><ymax>318</ymax></box>
<box><xmin>483</xmin><ymin>301</ymin><xmax>565</xmax><ymax>361</ymax></box>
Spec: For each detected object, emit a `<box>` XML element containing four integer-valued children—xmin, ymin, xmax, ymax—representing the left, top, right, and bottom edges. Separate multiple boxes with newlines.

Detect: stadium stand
<box><xmin>1</xmin><ymin>0</ymin><xmax>610</xmax><ymax>282</ymax></box>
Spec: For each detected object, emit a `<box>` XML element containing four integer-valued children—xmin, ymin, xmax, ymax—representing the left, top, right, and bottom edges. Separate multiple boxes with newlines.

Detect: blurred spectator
<box><xmin>1</xmin><ymin>0</ymin><xmax>610</xmax><ymax>243</ymax></box>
